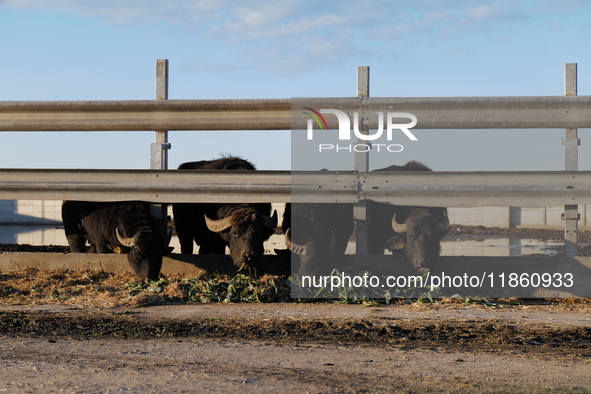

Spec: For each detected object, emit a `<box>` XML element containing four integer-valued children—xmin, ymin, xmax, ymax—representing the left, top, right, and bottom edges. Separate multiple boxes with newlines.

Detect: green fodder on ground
<box><xmin>0</xmin><ymin>268</ymin><xmax>291</xmax><ymax>307</ymax></box>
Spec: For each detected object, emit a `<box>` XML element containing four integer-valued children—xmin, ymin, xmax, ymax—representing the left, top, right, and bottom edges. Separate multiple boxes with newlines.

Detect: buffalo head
<box><xmin>386</xmin><ymin>208</ymin><xmax>450</xmax><ymax>272</ymax></box>
<box><xmin>115</xmin><ymin>228</ymin><xmax>173</xmax><ymax>280</ymax></box>
<box><xmin>205</xmin><ymin>209</ymin><xmax>278</xmax><ymax>267</ymax></box>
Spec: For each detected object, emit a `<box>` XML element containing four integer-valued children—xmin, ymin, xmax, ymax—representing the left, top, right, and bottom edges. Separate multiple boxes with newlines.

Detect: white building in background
<box><xmin>0</xmin><ymin>200</ymin><xmax>65</xmax><ymax>245</ymax></box>
<box><xmin>0</xmin><ymin>200</ymin><xmax>62</xmax><ymax>225</ymax></box>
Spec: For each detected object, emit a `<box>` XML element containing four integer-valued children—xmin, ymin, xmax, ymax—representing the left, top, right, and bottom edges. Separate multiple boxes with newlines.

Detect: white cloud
<box><xmin>466</xmin><ymin>5</ymin><xmax>500</xmax><ymax>20</ymax></box>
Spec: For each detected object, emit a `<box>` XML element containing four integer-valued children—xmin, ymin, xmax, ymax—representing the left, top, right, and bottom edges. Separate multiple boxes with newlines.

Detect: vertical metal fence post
<box><xmin>563</xmin><ymin>63</ymin><xmax>579</xmax><ymax>256</ymax></box>
<box><xmin>152</xmin><ymin>59</ymin><xmax>170</xmax><ymax>169</ymax></box>
<box><xmin>354</xmin><ymin>66</ymin><xmax>370</xmax><ymax>255</ymax></box>
<box><xmin>150</xmin><ymin>59</ymin><xmax>171</xmax><ymax>235</ymax></box>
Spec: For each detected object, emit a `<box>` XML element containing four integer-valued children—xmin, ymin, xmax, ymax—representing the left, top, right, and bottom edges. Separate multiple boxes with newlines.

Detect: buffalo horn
<box><xmin>263</xmin><ymin>210</ymin><xmax>279</xmax><ymax>229</ymax></box>
<box><xmin>205</xmin><ymin>215</ymin><xmax>233</xmax><ymax>233</ymax></box>
<box><xmin>391</xmin><ymin>213</ymin><xmax>408</xmax><ymax>233</ymax></box>
<box><xmin>285</xmin><ymin>228</ymin><xmax>307</xmax><ymax>255</ymax></box>
<box><xmin>116</xmin><ymin>228</ymin><xmax>135</xmax><ymax>247</ymax></box>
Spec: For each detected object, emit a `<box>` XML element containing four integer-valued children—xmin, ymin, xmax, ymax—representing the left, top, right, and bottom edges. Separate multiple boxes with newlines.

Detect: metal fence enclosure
<box><xmin>1</xmin><ymin>61</ymin><xmax>590</xmax><ymax>261</ymax></box>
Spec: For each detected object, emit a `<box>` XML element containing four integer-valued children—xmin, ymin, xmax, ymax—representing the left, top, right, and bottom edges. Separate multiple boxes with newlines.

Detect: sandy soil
<box><xmin>2</xmin><ymin>303</ymin><xmax>591</xmax><ymax>393</ymax></box>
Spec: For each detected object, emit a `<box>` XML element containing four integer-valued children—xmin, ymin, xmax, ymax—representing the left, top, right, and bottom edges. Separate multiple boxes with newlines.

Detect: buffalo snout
<box><xmin>246</xmin><ymin>249</ymin><xmax>262</xmax><ymax>262</ymax></box>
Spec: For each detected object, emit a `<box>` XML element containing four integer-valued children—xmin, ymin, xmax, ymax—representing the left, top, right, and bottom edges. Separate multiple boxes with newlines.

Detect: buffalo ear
<box><xmin>385</xmin><ymin>234</ymin><xmax>406</xmax><ymax>252</ymax></box>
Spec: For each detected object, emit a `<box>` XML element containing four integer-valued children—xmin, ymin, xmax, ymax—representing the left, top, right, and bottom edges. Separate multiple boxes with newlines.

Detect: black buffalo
<box><xmin>172</xmin><ymin>157</ymin><xmax>277</xmax><ymax>268</ymax></box>
<box><xmin>62</xmin><ymin>201</ymin><xmax>171</xmax><ymax>280</ymax></box>
<box><xmin>367</xmin><ymin>161</ymin><xmax>450</xmax><ymax>272</ymax></box>
<box><xmin>282</xmin><ymin>202</ymin><xmax>354</xmax><ymax>277</ymax></box>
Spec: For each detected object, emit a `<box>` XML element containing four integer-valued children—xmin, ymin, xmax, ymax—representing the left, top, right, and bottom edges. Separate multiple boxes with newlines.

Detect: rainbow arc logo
<box><xmin>302</xmin><ymin>107</ymin><xmax>329</xmax><ymax>132</ymax></box>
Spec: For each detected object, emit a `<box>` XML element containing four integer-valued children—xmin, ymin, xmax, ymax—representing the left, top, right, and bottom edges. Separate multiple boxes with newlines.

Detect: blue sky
<box><xmin>1</xmin><ymin>0</ymin><xmax>590</xmax><ymax>171</ymax></box>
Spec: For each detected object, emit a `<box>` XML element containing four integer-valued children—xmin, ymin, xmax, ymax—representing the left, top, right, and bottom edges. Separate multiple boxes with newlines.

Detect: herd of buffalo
<box><xmin>61</xmin><ymin>157</ymin><xmax>450</xmax><ymax>281</ymax></box>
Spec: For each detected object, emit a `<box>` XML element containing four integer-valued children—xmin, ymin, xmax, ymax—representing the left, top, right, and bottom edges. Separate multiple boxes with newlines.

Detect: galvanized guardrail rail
<box><xmin>1</xmin><ymin>169</ymin><xmax>591</xmax><ymax>208</ymax></box>
<box><xmin>0</xmin><ymin>96</ymin><xmax>589</xmax><ymax>131</ymax></box>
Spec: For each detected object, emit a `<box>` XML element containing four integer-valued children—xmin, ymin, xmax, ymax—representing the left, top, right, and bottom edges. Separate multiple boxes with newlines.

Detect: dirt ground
<box><xmin>2</xmin><ymin>303</ymin><xmax>591</xmax><ymax>393</ymax></box>
<box><xmin>2</xmin><ymin>226</ymin><xmax>591</xmax><ymax>392</ymax></box>
<box><xmin>2</xmin><ymin>290</ymin><xmax>591</xmax><ymax>393</ymax></box>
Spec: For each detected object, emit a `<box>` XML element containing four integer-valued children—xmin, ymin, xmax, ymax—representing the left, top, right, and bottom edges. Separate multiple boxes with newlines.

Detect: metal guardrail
<box><xmin>0</xmin><ymin>96</ymin><xmax>590</xmax><ymax>131</ymax></box>
<box><xmin>1</xmin><ymin>169</ymin><xmax>591</xmax><ymax>207</ymax></box>
<box><xmin>0</xmin><ymin>99</ymin><xmax>292</xmax><ymax>131</ymax></box>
